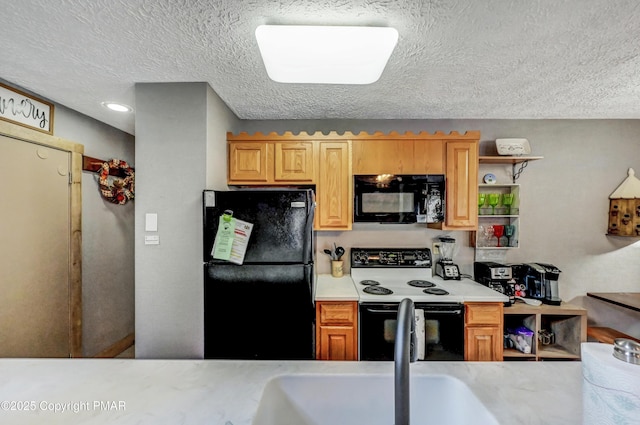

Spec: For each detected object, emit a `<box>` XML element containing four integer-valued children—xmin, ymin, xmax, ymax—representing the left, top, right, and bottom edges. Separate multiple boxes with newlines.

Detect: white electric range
<box><xmin>351</xmin><ymin>247</ymin><xmax>466</xmax><ymax>361</ymax></box>
<box><xmin>350</xmin><ymin>248</ymin><xmax>464</xmax><ymax>303</ymax></box>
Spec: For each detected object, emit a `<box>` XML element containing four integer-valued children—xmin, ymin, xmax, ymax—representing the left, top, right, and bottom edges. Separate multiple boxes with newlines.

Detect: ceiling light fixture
<box><xmin>101</xmin><ymin>102</ymin><xmax>133</xmax><ymax>113</ymax></box>
<box><xmin>255</xmin><ymin>25</ymin><xmax>398</xmax><ymax>85</ymax></box>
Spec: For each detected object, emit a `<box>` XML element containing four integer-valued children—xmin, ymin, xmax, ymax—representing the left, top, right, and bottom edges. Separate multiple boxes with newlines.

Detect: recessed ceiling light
<box><xmin>255</xmin><ymin>25</ymin><xmax>398</xmax><ymax>85</ymax></box>
<box><xmin>101</xmin><ymin>102</ymin><xmax>133</xmax><ymax>113</ymax></box>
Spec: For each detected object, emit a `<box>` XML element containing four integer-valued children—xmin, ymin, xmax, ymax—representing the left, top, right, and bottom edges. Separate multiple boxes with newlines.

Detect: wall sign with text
<box><xmin>0</xmin><ymin>82</ymin><xmax>54</xmax><ymax>134</ymax></box>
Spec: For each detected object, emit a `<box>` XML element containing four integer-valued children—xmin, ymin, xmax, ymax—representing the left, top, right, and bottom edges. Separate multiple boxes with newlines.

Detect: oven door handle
<box><xmin>364</xmin><ymin>308</ymin><xmax>399</xmax><ymax>314</ymax></box>
<box><xmin>364</xmin><ymin>308</ymin><xmax>463</xmax><ymax>315</ymax></box>
<box><xmin>424</xmin><ymin>309</ymin><xmax>463</xmax><ymax>315</ymax></box>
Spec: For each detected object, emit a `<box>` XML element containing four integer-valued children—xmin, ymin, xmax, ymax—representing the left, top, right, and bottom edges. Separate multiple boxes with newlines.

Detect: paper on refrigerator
<box><xmin>212</xmin><ymin>217</ymin><xmax>253</xmax><ymax>265</ymax></box>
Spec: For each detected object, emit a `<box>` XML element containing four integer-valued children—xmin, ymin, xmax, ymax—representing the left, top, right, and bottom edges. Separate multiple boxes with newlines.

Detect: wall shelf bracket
<box><xmin>512</xmin><ymin>160</ymin><xmax>529</xmax><ymax>183</ymax></box>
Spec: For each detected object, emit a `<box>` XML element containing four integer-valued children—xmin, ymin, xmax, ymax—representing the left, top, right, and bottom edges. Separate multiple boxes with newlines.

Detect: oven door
<box><xmin>359</xmin><ymin>302</ymin><xmax>464</xmax><ymax>361</ymax></box>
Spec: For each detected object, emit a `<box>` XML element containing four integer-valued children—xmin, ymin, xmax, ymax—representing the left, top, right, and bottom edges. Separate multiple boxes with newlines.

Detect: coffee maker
<box><xmin>513</xmin><ymin>263</ymin><xmax>562</xmax><ymax>305</ymax></box>
<box><xmin>474</xmin><ymin>261</ymin><xmax>514</xmax><ymax>306</ymax></box>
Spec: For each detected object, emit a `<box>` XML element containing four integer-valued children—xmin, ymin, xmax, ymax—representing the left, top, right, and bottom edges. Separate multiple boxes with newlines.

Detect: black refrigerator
<box><xmin>203</xmin><ymin>188</ymin><xmax>315</xmax><ymax>359</ymax></box>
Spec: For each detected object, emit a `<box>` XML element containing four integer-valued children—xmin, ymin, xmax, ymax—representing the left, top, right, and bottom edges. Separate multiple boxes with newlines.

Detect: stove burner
<box><xmin>363</xmin><ymin>286</ymin><xmax>393</xmax><ymax>295</ymax></box>
<box><xmin>423</xmin><ymin>288</ymin><xmax>449</xmax><ymax>296</ymax></box>
<box><xmin>360</xmin><ymin>280</ymin><xmax>381</xmax><ymax>286</ymax></box>
<box><xmin>407</xmin><ymin>280</ymin><xmax>436</xmax><ymax>288</ymax></box>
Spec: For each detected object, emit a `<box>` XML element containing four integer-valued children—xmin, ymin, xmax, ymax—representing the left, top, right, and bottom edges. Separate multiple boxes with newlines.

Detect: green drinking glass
<box><xmin>487</xmin><ymin>193</ymin><xmax>500</xmax><ymax>215</ymax></box>
<box><xmin>502</xmin><ymin>193</ymin><xmax>515</xmax><ymax>215</ymax></box>
<box><xmin>478</xmin><ymin>193</ymin><xmax>487</xmax><ymax>215</ymax></box>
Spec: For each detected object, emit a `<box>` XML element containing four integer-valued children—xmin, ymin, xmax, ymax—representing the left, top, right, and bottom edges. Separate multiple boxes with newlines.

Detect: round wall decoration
<box><xmin>98</xmin><ymin>159</ymin><xmax>135</xmax><ymax>205</ymax></box>
<box><xmin>483</xmin><ymin>173</ymin><xmax>497</xmax><ymax>184</ymax></box>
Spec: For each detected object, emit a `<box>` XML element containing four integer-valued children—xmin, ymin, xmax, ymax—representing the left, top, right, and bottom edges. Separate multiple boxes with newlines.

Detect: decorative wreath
<box><xmin>98</xmin><ymin>159</ymin><xmax>135</xmax><ymax>205</ymax></box>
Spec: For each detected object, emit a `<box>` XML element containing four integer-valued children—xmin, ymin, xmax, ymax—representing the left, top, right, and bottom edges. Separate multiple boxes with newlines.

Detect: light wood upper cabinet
<box><xmin>228</xmin><ymin>142</ymin><xmax>269</xmax><ymax>182</ymax></box>
<box><xmin>352</xmin><ymin>139</ymin><xmax>444</xmax><ymax>174</ymax></box>
<box><xmin>442</xmin><ymin>140</ymin><xmax>478</xmax><ymax>230</ymax></box>
<box><xmin>227</xmin><ymin>131</ymin><xmax>479</xmax><ymax>231</ymax></box>
<box><xmin>228</xmin><ymin>141</ymin><xmax>316</xmax><ymax>184</ymax></box>
<box><xmin>316</xmin><ymin>141</ymin><xmax>352</xmax><ymax>230</ymax></box>
<box><xmin>274</xmin><ymin>142</ymin><xmax>314</xmax><ymax>182</ymax></box>
<box><xmin>414</xmin><ymin>139</ymin><xmax>445</xmax><ymax>174</ymax></box>
<box><xmin>352</xmin><ymin>139</ymin><xmax>414</xmax><ymax>174</ymax></box>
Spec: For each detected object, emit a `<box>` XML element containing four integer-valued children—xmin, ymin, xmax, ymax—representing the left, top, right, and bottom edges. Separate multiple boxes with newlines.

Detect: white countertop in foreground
<box><xmin>0</xmin><ymin>358</ymin><xmax>582</xmax><ymax>425</ymax></box>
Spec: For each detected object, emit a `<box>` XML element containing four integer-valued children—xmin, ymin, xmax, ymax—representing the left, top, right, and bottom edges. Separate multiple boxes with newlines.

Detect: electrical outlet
<box><xmin>432</xmin><ymin>243</ymin><xmax>440</xmax><ymax>256</ymax></box>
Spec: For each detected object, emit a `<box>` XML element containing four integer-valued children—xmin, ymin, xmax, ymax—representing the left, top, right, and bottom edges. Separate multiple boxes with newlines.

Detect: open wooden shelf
<box><xmin>503</xmin><ymin>348</ymin><xmax>537</xmax><ymax>360</ymax></box>
<box><xmin>479</xmin><ymin>156</ymin><xmax>544</xmax><ymax>164</ymax></box>
<box><xmin>538</xmin><ymin>345</ymin><xmax>581</xmax><ymax>360</ymax></box>
<box><xmin>503</xmin><ymin>302</ymin><xmax>587</xmax><ymax>361</ymax></box>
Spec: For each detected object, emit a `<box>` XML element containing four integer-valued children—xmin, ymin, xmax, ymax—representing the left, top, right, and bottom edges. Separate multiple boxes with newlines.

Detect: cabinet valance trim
<box><xmin>228</xmin><ymin>130</ymin><xmax>480</xmax><ymax>141</ymax></box>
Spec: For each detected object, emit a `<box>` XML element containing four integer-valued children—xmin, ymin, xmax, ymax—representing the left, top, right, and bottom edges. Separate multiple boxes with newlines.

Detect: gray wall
<box><xmin>134</xmin><ymin>82</ymin><xmax>239</xmax><ymax>359</ymax></box>
<box><xmin>55</xmin><ymin>105</ymin><xmax>135</xmax><ymax>357</ymax></box>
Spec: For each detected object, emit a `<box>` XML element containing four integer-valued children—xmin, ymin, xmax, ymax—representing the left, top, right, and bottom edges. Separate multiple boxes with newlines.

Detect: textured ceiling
<box><xmin>1</xmin><ymin>0</ymin><xmax>640</xmax><ymax>135</ymax></box>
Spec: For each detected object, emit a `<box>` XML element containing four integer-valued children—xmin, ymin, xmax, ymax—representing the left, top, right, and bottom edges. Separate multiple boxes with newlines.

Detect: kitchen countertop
<box><xmin>0</xmin><ymin>358</ymin><xmax>583</xmax><ymax>424</ymax></box>
<box><xmin>315</xmin><ymin>273</ymin><xmax>508</xmax><ymax>303</ymax></box>
<box><xmin>429</xmin><ymin>275</ymin><xmax>510</xmax><ymax>303</ymax></box>
<box><xmin>315</xmin><ymin>274</ymin><xmax>359</xmax><ymax>301</ymax></box>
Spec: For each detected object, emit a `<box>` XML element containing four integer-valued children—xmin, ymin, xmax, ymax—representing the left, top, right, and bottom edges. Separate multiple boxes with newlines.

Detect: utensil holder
<box><xmin>331</xmin><ymin>260</ymin><xmax>344</xmax><ymax>278</ymax></box>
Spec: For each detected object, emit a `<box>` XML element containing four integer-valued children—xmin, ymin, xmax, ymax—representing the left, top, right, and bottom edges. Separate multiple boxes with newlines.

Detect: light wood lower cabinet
<box><xmin>464</xmin><ymin>302</ymin><xmax>504</xmax><ymax>361</ymax></box>
<box><xmin>315</xmin><ymin>301</ymin><xmax>358</xmax><ymax>361</ymax></box>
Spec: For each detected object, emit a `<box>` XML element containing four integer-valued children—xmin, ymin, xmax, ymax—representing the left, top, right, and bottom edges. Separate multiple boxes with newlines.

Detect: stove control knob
<box><xmin>354</xmin><ymin>251</ymin><xmax>368</xmax><ymax>265</ymax></box>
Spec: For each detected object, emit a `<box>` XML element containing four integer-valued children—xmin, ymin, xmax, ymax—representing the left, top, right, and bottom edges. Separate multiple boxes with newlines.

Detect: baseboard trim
<box><xmin>93</xmin><ymin>333</ymin><xmax>135</xmax><ymax>358</ymax></box>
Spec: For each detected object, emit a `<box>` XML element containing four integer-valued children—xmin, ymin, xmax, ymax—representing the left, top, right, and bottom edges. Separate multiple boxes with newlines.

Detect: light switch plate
<box><xmin>144</xmin><ymin>235</ymin><xmax>160</xmax><ymax>245</ymax></box>
<box><xmin>145</xmin><ymin>213</ymin><xmax>158</xmax><ymax>232</ymax></box>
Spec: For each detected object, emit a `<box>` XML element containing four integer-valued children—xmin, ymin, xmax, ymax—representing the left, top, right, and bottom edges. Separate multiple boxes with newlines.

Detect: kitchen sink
<box><xmin>253</xmin><ymin>374</ymin><xmax>499</xmax><ymax>425</ymax></box>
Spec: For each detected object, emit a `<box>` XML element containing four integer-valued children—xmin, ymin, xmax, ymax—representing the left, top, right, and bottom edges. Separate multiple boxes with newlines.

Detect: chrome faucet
<box><xmin>395</xmin><ymin>298</ymin><xmax>417</xmax><ymax>425</ymax></box>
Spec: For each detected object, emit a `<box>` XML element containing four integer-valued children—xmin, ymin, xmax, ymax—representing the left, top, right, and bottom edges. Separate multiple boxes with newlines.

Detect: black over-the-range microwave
<box><xmin>353</xmin><ymin>174</ymin><xmax>445</xmax><ymax>224</ymax></box>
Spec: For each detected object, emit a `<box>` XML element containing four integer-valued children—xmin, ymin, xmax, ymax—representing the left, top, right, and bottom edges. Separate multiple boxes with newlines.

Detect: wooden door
<box><xmin>0</xmin><ymin>135</ymin><xmax>72</xmax><ymax>357</ymax></box>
